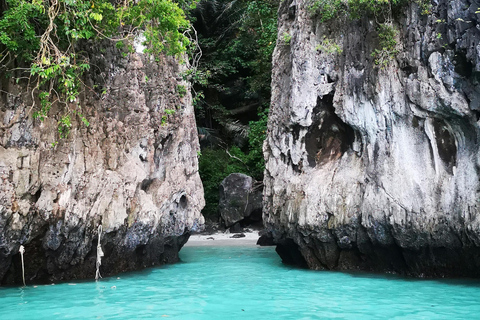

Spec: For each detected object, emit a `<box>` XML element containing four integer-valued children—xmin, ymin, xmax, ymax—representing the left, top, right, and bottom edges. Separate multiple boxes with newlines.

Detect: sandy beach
<box><xmin>184</xmin><ymin>231</ymin><xmax>260</xmax><ymax>247</ymax></box>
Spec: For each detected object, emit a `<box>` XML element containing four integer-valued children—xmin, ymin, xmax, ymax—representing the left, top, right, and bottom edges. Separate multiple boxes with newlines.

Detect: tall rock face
<box><xmin>0</xmin><ymin>46</ymin><xmax>204</xmax><ymax>284</ymax></box>
<box><xmin>264</xmin><ymin>0</ymin><xmax>480</xmax><ymax>277</ymax></box>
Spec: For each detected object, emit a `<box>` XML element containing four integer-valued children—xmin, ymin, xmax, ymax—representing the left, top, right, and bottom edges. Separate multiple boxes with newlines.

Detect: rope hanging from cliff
<box><xmin>95</xmin><ymin>225</ymin><xmax>104</xmax><ymax>281</ymax></box>
<box><xmin>19</xmin><ymin>245</ymin><xmax>26</xmax><ymax>287</ymax></box>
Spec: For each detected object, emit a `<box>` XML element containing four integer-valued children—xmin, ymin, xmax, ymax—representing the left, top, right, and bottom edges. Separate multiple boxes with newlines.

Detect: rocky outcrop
<box><xmin>0</xmin><ymin>44</ymin><xmax>204</xmax><ymax>284</ymax></box>
<box><xmin>219</xmin><ymin>173</ymin><xmax>262</xmax><ymax>228</ymax></box>
<box><xmin>256</xmin><ymin>229</ymin><xmax>275</xmax><ymax>246</ymax></box>
<box><xmin>264</xmin><ymin>0</ymin><xmax>480</xmax><ymax>277</ymax></box>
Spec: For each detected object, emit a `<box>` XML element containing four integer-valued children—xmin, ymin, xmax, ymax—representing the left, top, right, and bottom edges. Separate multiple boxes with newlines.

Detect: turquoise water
<box><xmin>2</xmin><ymin>246</ymin><xmax>480</xmax><ymax>319</ymax></box>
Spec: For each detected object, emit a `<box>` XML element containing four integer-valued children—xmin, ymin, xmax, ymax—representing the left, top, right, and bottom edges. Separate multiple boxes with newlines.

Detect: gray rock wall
<box><xmin>0</xmin><ymin>44</ymin><xmax>204</xmax><ymax>284</ymax></box>
<box><xmin>264</xmin><ymin>0</ymin><xmax>480</xmax><ymax>276</ymax></box>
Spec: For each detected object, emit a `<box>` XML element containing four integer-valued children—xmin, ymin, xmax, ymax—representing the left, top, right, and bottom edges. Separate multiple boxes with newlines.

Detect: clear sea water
<box><xmin>1</xmin><ymin>246</ymin><xmax>480</xmax><ymax>319</ymax></box>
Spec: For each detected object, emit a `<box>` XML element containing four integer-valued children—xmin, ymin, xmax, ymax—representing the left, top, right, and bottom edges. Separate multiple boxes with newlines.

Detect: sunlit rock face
<box><xmin>264</xmin><ymin>0</ymin><xmax>480</xmax><ymax>277</ymax></box>
<box><xmin>0</xmin><ymin>46</ymin><xmax>204</xmax><ymax>284</ymax></box>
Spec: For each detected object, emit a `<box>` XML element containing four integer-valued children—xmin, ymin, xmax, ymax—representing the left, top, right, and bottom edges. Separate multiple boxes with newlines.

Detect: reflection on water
<box><xmin>1</xmin><ymin>246</ymin><xmax>480</xmax><ymax>319</ymax></box>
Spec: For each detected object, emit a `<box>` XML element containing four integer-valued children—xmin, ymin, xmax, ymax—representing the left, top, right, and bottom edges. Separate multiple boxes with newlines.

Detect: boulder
<box><xmin>219</xmin><ymin>173</ymin><xmax>262</xmax><ymax>227</ymax></box>
<box><xmin>230</xmin><ymin>233</ymin><xmax>246</xmax><ymax>239</ymax></box>
<box><xmin>228</xmin><ymin>222</ymin><xmax>244</xmax><ymax>233</ymax></box>
<box><xmin>256</xmin><ymin>230</ymin><xmax>275</xmax><ymax>247</ymax></box>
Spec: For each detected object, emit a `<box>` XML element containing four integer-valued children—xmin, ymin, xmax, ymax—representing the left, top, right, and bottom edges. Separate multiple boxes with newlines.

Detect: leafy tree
<box><xmin>191</xmin><ymin>0</ymin><xmax>277</xmax><ymax>218</ymax></box>
<box><xmin>0</xmin><ymin>0</ymin><xmax>197</xmax><ymax>137</ymax></box>
<box><xmin>191</xmin><ymin>0</ymin><xmax>276</xmax><ymax>134</ymax></box>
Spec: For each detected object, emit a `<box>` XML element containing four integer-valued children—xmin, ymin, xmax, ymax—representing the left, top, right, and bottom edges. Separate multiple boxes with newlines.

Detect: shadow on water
<box><xmin>180</xmin><ymin>245</ymin><xmax>480</xmax><ymax>288</ymax></box>
<box><xmin>2</xmin><ymin>245</ymin><xmax>480</xmax><ymax>319</ymax></box>
<box><xmin>338</xmin><ymin>269</ymin><xmax>480</xmax><ymax>288</ymax></box>
<box><xmin>3</xmin><ymin>245</ymin><xmax>480</xmax><ymax>291</ymax></box>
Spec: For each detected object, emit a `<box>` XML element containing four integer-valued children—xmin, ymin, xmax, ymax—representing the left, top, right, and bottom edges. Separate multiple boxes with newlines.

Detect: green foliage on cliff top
<box><xmin>309</xmin><ymin>0</ymin><xmax>432</xmax><ymax>67</ymax></box>
<box><xmin>309</xmin><ymin>0</ymin><xmax>430</xmax><ymax>67</ymax></box>
<box><xmin>372</xmin><ymin>23</ymin><xmax>398</xmax><ymax>67</ymax></box>
<box><xmin>309</xmin><ymin>0</ymin><xmax>430</xmax><ymax>21</ymax></box>
<box><xmin>0</xmin><ymin>0</ymin><xmax>197</xmax><ymax>138</ymax></box>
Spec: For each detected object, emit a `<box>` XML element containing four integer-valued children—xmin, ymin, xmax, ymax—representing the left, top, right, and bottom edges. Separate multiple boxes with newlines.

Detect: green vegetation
<box><xmin>198</xmin><ymin>148</ymin><xmax>246</xmax><ymax>218</ymax></box>
<box><xmin>190</xmin><ymin>0</ymin><xmax>277</xmax><ymax>218</ymax></box>
<box><xmin>309</xmin><ymin>0</ymin><xmax>431</xmax><ymax>67</ymax></box>
<box><xmin>176</xmin><ymin>84</ymin><xmax>187</xmax><ymax>98</ymax></box>
<box><xmin>162</xmin><ymin>108</ymin><xmax>176</xmax><ymax>126</ymax></box>
<box><xmin>308</xmin><ymin>0</ymin><xmax>410</xmax><ymax>21</ymax></box>
<box><xmin>316</xmin><ymin>37</ymin><xmax>343</xmax><ymax>54</ymax></box>
<box><xmin>282</xmin><ymin>32</ymin><xmax>292</xmax><ymax>45</ymax></box>
<box><xmin>0</xmin><ymin>0</ymin><xmax>197</xmax><ymax>138</ymax></box>
<box><xmin>371</xmin><ymin>23</ymin><xmax>398</xmax><ymax>68</ymax></box>
<box><xmin>308</xmin><ymin>0</ymin><xmax>345</xmax><ymax>22</ymax></box>
<box><xmin>198</xmin><ymin>109</ymin><xmax>267</xmax><ymax>218</ymax></box>
<box><xmin>416</xmin><ymin>0</ymin><xmax>432</xmax><ymax>15</ymax></box>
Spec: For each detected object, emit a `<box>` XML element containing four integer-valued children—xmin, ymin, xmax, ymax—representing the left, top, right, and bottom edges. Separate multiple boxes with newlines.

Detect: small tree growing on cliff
<box><xmin>0</xmin><ymin>0</ymin><xmax>198</xmax><ymax>139</ymax></box>
<box><xmin>309</xmin><ymin>0</ymin><xmax>428</xmax><ymax>67</ymax></box>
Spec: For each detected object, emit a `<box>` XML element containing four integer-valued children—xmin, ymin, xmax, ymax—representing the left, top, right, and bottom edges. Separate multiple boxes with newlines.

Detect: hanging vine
<box><xmin>0</xmin><ymin>0</ymin><xmax>198</xmax><ymax>139</ymax></box>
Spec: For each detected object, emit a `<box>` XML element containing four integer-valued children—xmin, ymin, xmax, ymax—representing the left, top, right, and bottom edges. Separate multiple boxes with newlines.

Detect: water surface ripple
<box><xmin>1</xmin><ymin>246</ymin><xmax>480</xmax><ymax>319</ymax></box>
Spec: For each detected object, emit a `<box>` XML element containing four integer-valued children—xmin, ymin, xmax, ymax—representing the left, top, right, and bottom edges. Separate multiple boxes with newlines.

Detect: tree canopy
<box><xmin>0</xmin><ymin>0</ymin><xmax>196</xmax><ymax>137</ymax></box>
<box><xmin>191</xmin><ymin>0</ymin><xmax>278</xmax><ymax>218</ymax></box>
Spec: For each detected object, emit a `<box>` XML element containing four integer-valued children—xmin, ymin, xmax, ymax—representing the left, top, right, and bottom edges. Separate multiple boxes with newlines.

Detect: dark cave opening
<box><xmin>432</xmin><ymin>119</ymin><xmax>457</xmax><ymax>173</ymax></box>
<box><xmin>276</xmin><ymin>238</ymin><xmax>308</xmax><ymax>268</ymax></box>
<box><xmin>305</xmin><ymin>95</ymin><xmax>356</xmax><ymax>168</ymax></box>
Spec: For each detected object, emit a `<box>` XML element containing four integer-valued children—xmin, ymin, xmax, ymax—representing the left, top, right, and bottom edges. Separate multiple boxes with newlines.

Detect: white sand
<box><xmin>184</xmin><ymin>231</ymin><xmax>260</xmax><ymax>247</ymax></box>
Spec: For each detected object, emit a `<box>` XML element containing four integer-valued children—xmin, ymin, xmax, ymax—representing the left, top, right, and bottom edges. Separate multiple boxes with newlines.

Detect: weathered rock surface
<box><xmin>0</xmin><ymin>45</ymin><xmax>204</xmax><ymax>284</ymax></box>
<box><xmin>264</xmin><ymin>0</ymin><xmax>480</xmax><ymax>277</ymax></box>
<box><xmin>219</xmin><ymin>173</ymin><xmax>262</xmax><ymax>227</ymax></box>
<box><xmin>256</xmin><ymin>229</ymin><xmax>275</xmax><ymax>247</ymax></box>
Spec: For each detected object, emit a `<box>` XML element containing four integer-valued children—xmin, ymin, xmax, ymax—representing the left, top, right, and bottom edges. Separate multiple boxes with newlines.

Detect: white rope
<box><xmin>19</xmin><ymin>245</ymin><xmax>25</xmax><ymax>286</ymax></box>
<box><xmin>95</xmin><ymin>225</ymin><xmax>104</xmax><ymax>281</ymax></box>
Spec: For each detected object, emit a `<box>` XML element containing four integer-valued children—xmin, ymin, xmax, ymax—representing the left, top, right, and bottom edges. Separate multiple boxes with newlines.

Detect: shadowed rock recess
<box><xmin>264</xmin><ymin>0</ymin><xmax>480</xmax><ymax>277</ymax></box>
<box><xmin>0</xmin><ymin>46</ymin><xmax>204</xmax><ymax>284</ymax></box>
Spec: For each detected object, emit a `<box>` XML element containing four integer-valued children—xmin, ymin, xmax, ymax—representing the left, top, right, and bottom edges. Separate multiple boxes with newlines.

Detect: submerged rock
<box><xmin>0</xmin><ymin>46</ymin><xmax>204</xmax><ymax>284</ymax></box>
<box><xmin>264</xmin><ymin>0</ymin><xmax>480</xmax><ymax>277</ymax></box>
<box><xmin>219</xmin><ymin>173</ymin><xmax>263</xmax><ymax>228</ymax></box>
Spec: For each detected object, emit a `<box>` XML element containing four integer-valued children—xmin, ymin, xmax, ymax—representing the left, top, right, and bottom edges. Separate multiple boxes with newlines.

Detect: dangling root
<box><xmin>95</xmin><ymin>225</ymin><xmax>104</xmax><ymax>281</ymax></box>
<box><xmin>19</xmin><ymin>245</ymin><xmax>26</xmax><ymax>287</ymax></box>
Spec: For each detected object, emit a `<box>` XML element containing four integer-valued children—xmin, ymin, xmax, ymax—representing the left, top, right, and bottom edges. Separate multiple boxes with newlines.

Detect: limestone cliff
<box><xmin>0</xmin><ymin>45</ymin><xmax>204</xmax><ymax>284</ymax></box>
<box><xmin>264</xmin><ymin>0</ymin><xmax>480</xmax><ymax>277</ymax></box>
